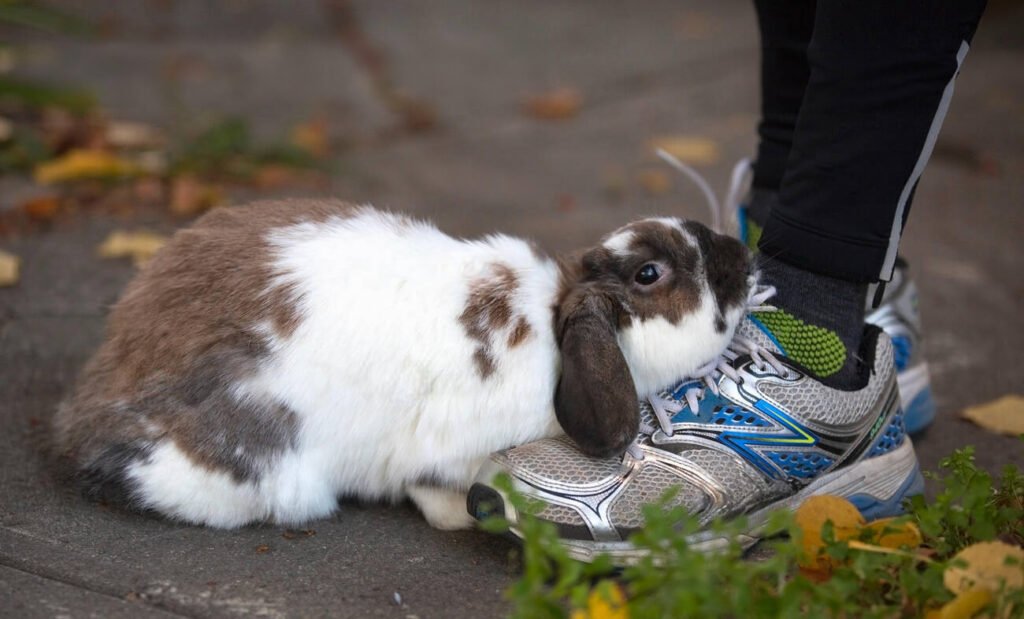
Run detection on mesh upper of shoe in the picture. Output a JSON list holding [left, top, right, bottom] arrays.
[[501, 436, 621, 486]]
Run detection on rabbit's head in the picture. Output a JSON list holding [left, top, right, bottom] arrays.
[[555, 217, 754, 458]]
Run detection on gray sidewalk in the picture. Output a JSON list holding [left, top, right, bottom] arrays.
[[2, 1, 1023, 617]]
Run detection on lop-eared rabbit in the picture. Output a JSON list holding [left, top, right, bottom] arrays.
[[54, 201, 752, 530]]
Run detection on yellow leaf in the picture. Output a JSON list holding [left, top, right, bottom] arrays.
[[944, 541, 1024, 595], [647, 136, 720, 165], [937, 588, 993, 619], [794, 495, 865, 570], [97, 230, 168, 267], [524, 87, 583, 121], [34, 149, 143, 184], [961, 395, 1024, 436], [0, 249, 20, 287], [862, 517, 924, 549], [576, 582, 629, 619]]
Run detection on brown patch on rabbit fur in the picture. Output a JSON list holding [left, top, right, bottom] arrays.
[[54, 199, 355, 489], [459, 262, 533, 378]]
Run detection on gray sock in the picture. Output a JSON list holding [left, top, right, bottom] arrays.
[[756, 255, 868, 389]]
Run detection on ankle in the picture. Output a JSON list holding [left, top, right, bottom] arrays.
[[756, 257, 867, 389]]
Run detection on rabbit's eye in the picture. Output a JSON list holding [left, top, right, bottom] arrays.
[[634, 263, 661, 285]]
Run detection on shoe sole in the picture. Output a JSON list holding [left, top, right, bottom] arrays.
[[898, 362, 935, 434], [470, 440, 923, 565]]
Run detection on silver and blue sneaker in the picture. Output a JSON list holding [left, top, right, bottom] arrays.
[[468, 306, 924, 564], [730, 169, 935, 434], [866, 260, 935, 434]]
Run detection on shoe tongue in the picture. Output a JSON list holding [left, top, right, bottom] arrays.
[[735, 306, 785, 355]]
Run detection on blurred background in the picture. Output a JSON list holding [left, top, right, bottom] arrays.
[[1, 1, 1022, 617]]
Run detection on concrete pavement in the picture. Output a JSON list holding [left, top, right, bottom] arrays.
[[2, 1, 1022, 617]]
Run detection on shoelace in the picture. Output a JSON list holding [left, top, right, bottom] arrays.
[[626, 283, 781, 460], [655, 149, 753, 235]]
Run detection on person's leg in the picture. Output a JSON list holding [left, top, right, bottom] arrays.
[[748, 0, 816, 239], [757, 0, 987, 388]]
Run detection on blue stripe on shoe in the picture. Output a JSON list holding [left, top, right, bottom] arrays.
[[848, 465, 925, 521]]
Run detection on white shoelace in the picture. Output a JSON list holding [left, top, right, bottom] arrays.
[[655, 149, 753, 235], [625, 285, 782, 461]]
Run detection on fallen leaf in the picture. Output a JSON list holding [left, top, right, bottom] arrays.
[[572, 582, 628, 619], [525, 87, 583, 121], [105, 121, 164, 150], [648, 136, 720, 165], [35, 149, 142, 184], [961, 395, 1024, 436], [0, 116, 12, 142], [944, 541, 1024, 595], [0, 249, 19, 287], [281, 529, 316, 540], [255, 544, 270, 554], [170, 175, 222, 217], [794, 495, 865, 570], [290, 117, 330, 158], [862, 517, 924, 549], [19, 195, 62, 222], [637, 169, 672, 195], [97, 230, 168, 267], [934, 588, 993, 619]]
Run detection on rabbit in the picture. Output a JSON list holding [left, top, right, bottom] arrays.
[[53, 200, 754, 530]]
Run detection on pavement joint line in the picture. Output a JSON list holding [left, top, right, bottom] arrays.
[[0, 554, 197, 619]]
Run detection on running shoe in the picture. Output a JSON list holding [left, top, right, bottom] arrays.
[[725, 159, 935, 434], [865, 260, 935, 433], [468, 302, 924, 564]]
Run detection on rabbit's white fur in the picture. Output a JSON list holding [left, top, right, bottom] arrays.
[[127, 210, 564, 529], [57, 204, 753, 530]]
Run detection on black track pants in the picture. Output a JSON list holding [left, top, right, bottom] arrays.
[[752, 0, 987, 283]]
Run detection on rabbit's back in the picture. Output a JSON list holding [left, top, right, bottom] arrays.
[[54, 201, 564, 527]]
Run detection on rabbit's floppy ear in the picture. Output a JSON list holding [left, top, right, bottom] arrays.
[[555, 287, 638, 458]]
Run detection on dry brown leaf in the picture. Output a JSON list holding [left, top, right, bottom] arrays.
[[648, 136, 720, 165], [105, 121, 165, 150], [255, 544, 270, 554], [961, 395, 1024, 436], [637, 169, 672, 196], [0, 116, 12, 142], [290, 117, 330, 158], [170, 176, 223, 217], [20, 195, 62, 222], [35, 149, 143, 184], [525, 87, 583, 121], [944, 541, 1024, 595], [0, 249, 19, 287], [97, 230, 168, 267]]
